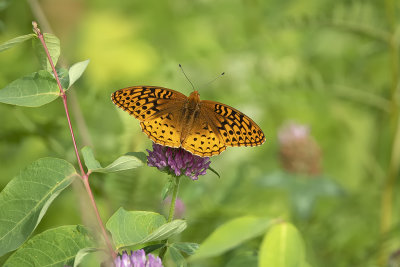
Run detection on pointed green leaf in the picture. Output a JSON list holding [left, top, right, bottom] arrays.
[[82, 146, 145, 173], [82, 146, 102, 171], [107, 209, 165, 250], [224, 252, 258, 267], [171, 242, 199, 255], [0, 158, 77, 256], [73, 247, 101, 267], [106, 208, 186, 250], [190, 216, 272, 261], [0, 34, 35, 53], [208, 166, 220, 178], [169, 246, 187, 267], [33, 33, 60, 72], [68, 59, 90, 88], [103, 154, 144, 172], [56, 67, 70, 90], [259, 222, 310, 267], [4, 225, 95, 267], [0, 70, 60, 107], [161, 180, 174, 200], [140, 220, 186, 244]]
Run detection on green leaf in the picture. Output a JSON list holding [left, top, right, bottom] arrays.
[[73, 247, 100, 267], [33, 33, 60, 72], [82, 146, 145, 173], [143, 243, 165, 254], [171, 242, 199, 255], [208, 166, 220, 178], [126, 152, 147, 163], [68, 59, 90, 88], [103, 154, 144, 172], [259, 222, 309, 267], [169, 246, 187, 267], [0, 70, 60, 107], [0, 158, 77, 256], [106, 208, 186, 250], [56, 67, 70, 90], [0, 34, 35, 53], [224, 251, 257, 267], [81, 146, 102, 171], [161, 179, 174, 200], [4, 225, 95, 267], [189, 216, 272, 261], [140, 220, 186, 244], [107, 208, 166, 250]]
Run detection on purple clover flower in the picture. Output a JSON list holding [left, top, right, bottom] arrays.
[[147, 143, 211, 180], [114, 249, 163, 267]]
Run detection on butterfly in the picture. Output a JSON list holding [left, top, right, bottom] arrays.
[[111, 86, 265, 157]]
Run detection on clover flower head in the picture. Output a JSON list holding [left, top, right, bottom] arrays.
[[147, 143, 211, 180], [278, 122, 321, 176], [114, 249, 163, 267]]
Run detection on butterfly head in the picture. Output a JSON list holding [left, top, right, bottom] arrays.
[[188, 90, 201, 103]]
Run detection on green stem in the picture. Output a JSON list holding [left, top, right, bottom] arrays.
[[159, 176, 181, 259], [168, 176, 181, 222], [380, 0, 399, 264]]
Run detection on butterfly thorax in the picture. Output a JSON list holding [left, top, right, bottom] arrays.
[[179, 91, 201, 143]]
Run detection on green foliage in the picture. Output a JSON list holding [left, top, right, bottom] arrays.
[[170, 242, 199, 255], [259, 222, 310, 267], [82, 146, 145, 173], [73, 247, 101, 267], [68, 59, 90, 88], [0, 34, 35, 52], [4, 225, 95, 267], [106, 208, 186, 250], [32, 33, 60, 72], [0, 158, 76, 256], [259, 171, 344, 219], [169, 246, 187, 267], [0, 70, 60, 107], [190, 216, 272, 261]]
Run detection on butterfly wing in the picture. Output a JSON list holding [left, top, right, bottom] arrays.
[[111, 86, 187, 147], [111, 86, 187, 121], [200, 100, 265, 148], [181, 111, 227, 157], [140, 112, 182, 148]]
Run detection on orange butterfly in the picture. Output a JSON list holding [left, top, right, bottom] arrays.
[[111, 86, 265, 157]]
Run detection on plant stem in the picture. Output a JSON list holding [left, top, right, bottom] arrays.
[[32, 22, 116, 259], [82, 177, 116, 258], [168, 176, 181, 222], [380, 0, 400, 264], [159, 176, 181, 259]]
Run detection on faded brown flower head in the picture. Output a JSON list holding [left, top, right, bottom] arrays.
[[278, 122, 321, 176]]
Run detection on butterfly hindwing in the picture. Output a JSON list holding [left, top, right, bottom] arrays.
[[181, 113, 226, 157], [200, 100, 266, 147], [111, 86, 187, 121], [140, 112, 181, 148]]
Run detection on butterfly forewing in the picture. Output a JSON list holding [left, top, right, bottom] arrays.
[[111, 86, 187, 121], [200, 100, 266, 147]]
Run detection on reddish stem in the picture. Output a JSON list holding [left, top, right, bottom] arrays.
[[32, 21, 116, 259]]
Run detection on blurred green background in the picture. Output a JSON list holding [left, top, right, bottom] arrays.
[[0, 0, 400, 266]]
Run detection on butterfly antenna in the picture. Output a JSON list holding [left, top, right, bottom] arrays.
[[179, 64, 195, 91], [204, 72, 225, 87]]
